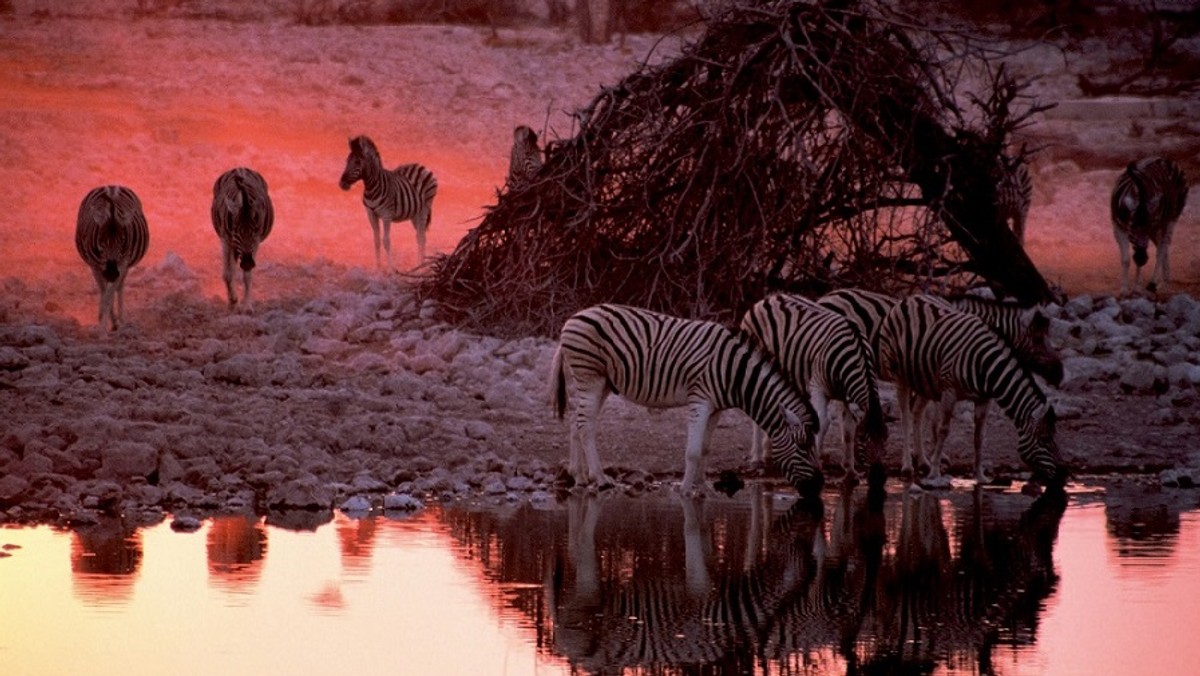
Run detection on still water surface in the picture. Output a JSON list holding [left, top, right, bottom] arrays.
[[1, 481, 1198, 675]]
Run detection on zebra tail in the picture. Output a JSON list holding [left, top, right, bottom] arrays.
[[240, 252, 256, 271], [103, 260, 120, 282], [551, 346, 567, 419]]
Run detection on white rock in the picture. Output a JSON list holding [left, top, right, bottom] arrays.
[[339, 495, 373, 513], [383, 493, 423, 511]]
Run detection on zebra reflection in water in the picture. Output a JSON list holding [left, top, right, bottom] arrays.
[[547, 486, 1066, 674]]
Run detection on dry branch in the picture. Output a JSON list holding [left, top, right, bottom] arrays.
[[419, 0, 1055, 337]]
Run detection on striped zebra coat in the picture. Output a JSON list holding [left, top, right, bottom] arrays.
[[818, 289, 1063, 387], [1111, 156, 1188, 294], [507, 125, 543, 188], [552, 304, 822, 496], [740, 294, 887, 485], [338, 135, 437, 269], [75, 185, 150, 331], [876, 295, 1065, 487], [211, 167, 274, 310]]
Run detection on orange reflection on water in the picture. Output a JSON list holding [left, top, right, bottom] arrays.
[[1, 490, 1199, 675]]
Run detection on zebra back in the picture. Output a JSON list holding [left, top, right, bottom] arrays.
[[816, 288, 897, 357], [943, 295, 1063, 386], [507, 125, 543, 187], [557, 304, 821, 488], [390, 162, 438, 219], [211, 167, 274, 269], [741, 294, 886, 442], [75, 185, 150, 281], [877, 295, 1063, 483], [1111, 156, 1189, 247]]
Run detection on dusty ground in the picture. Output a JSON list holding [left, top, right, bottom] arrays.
[[0, 8, 1199, 523]]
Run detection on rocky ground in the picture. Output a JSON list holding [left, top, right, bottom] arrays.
[[2, 262, 1199, 525]]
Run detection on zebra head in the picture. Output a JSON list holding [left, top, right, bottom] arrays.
[[1018, 308, 1064, 387], [1021, 406, 1067, 488], [513, 125, 538, 147], [775, 404, 824, 498], [339, 136, 378, 190]]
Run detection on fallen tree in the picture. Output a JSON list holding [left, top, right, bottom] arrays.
[[420, 0, 1056, 337]]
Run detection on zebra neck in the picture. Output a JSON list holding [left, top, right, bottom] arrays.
[[361, 155, 386, 195], [993, 370, 1047, 430], [716, 342, 792, 436]]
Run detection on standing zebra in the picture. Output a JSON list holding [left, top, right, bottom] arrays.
[[740, 294, 887, 485], [75, 185, 150, 331], [995, 154, 1033, 247], [876, 295, 1065, 487], [211, 167, 274, 310], [338, 135, 437, 269], [551, 304, 822, 496], [1111, 156, 1189, 294], [507, 125, 543, 188]]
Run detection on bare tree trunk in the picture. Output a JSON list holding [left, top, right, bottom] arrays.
[[576, 0, 612, 44]]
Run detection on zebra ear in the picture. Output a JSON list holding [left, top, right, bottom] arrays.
[[1044, 406, 1057, 430], [1030, 309, 1050, 333]]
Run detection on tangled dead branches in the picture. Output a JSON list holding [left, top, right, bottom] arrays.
[[420, 0, 1055, 337]]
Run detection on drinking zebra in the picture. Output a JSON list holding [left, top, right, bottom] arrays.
[[338, 135, 437, 268], [74, 185, 150, 331], [740, 294, 887, 485], [876, 295, 1065, 487], [211, 167, 274, 310], [818, 289, 1063, 387], [551, 304, 823, 496], [1111, 156, 1189, 294], [995, 154, 1033, 246], [507, 125, 543, 188]]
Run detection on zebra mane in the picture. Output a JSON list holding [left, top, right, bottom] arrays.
[[349, 135, 379, 160]]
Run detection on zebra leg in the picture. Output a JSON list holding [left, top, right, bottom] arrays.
[[924, 393, 955, 487], [382, 219, 395, 271], [112, 272, 128, 331], [570, 378, 612, 488], [414, 208, 430, 265], [680, 400, 716, 494], [1151, 234, 1172, 294], [366, 208, 383, 269], [912, 396, 932, 477], [749, 424, 769, 473], [897, 385, 916, 477], [242, 265, 255, 311], [221, 242, 237, 307], [972, 401, 992, 484], [1114, 226, 1132, 295], [91, 268, 111, 330]]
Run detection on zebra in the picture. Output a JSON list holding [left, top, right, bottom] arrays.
[[995, 154, 1033, 247], [211, 167, 274, 310], [74, 185, 150, 331], [338, 135, 437, 269], [506, 125, 543, 188], [876, 295, 1066, 487], [740, 293, 887, 485], [1111, 156, 1189, 295], [818, 289, 1063, 387], [551, 304, 823, 496]]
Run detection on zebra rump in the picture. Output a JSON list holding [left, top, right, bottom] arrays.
[[212, 167, 274, 271], [75, 185, 150, 330]]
